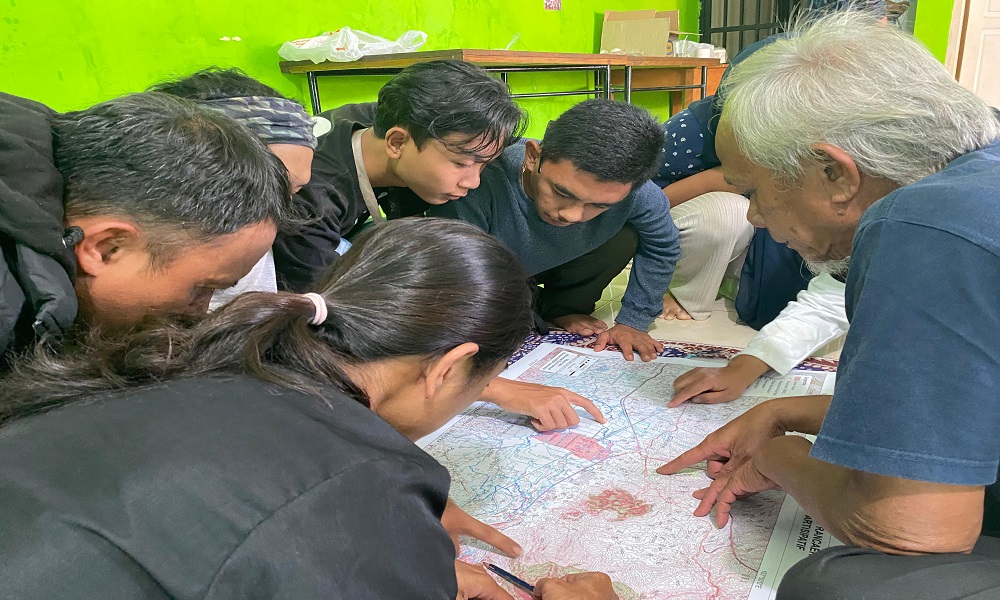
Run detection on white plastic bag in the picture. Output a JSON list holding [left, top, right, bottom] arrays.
[[279, 27, 427, 63], [673, 39, 728, 63]]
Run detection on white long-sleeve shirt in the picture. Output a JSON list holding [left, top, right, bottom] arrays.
[[737, 273, 849, 375]]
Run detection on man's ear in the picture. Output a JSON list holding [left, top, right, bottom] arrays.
[[523, 139, 542, 172], [812, 143, 861, 209], [422, 342, 481, 400], [72, 221, 142, 276], [384, 126, 412, 160]]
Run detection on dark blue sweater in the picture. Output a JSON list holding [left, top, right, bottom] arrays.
[[429, 142, 679, 330]]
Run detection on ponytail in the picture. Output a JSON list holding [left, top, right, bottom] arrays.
[[0, 219, 534, 426]]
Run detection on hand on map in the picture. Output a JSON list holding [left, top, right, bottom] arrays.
[[486, 378, 606, 431], [659, 395, 786, 529], [668, 355, 771, 407], [534, 572, 620, 599], [551, 314, 609, 337], [593, 324, 664, 362], [442, 499, 523, 558], [692, 455, 780, 528], [655, 401, 786, 480], [456, 561, 515, 600]]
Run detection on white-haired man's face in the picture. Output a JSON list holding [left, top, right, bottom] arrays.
[[715, 119, 883, 267]]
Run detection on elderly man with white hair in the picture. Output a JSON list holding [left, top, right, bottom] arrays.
[[658, 12, 1000, 599]]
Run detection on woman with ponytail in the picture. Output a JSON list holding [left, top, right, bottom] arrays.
[[0, 218, 617, 600]]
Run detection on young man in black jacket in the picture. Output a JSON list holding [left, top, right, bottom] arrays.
[[271, 59, 525, 293], [0, 91, 291, 360]]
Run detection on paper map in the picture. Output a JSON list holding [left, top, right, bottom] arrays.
[[419, 343, 839, 599]]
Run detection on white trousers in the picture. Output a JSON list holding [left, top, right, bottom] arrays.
[[668, 192, 754, 320]]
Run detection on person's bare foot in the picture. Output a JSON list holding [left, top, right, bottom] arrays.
[[661, 292, 692, 320], [551, 314, 609, 337]]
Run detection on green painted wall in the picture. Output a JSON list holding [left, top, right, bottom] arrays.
[[0, 0, 699, 136], [913, 0, 954, 62]]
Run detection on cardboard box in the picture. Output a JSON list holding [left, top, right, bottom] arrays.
[[599, 9, 695, 57]]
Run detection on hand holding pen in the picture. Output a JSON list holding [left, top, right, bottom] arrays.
[[484, 563, 619, 600], [456, 561, 515, 600]]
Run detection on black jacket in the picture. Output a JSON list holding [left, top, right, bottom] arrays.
[[0, 93, 79, 357], [0, 375, 457, 599]]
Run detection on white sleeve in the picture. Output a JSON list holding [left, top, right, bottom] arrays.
[[736, 273, 849, 375], [209, 250, 278, 311]]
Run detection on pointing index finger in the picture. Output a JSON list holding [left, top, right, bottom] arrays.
[[569, 394, 607, 424], [669, 379, 709, 407], [655, 444, 723, 475], [464, 518, 523, 558]]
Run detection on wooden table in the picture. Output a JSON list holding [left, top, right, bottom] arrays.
[[614, 60, 728, 113], [279, 49, 720, 114]]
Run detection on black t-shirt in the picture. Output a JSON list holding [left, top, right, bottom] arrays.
[[328, 101, 377, 126], [0, 375, 456, 599], [272, 114, 429, 292]]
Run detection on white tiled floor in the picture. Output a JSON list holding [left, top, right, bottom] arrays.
[[593, 268, 844, 360]]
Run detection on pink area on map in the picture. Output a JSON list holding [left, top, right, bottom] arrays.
[[583, 488, 652, 521], [534, 431, 611, 460]]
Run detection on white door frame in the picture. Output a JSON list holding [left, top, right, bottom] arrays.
[[945, 0, 968, 78]]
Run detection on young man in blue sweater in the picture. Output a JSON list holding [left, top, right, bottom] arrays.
[[430, 99, 680, 361]]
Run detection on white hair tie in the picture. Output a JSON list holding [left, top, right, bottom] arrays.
[[301, 292, 328, 326]]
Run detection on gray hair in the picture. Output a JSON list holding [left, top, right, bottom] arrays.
[[719, 13, 1000, 185], [53, 92, 295, 265]]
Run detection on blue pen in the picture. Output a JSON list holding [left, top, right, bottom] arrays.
[[485, 563, 536, 595]]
